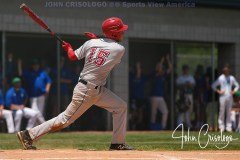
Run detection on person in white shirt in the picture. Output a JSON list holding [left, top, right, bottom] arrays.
[[212, 64, 239, 132], [176, 65, 195, 128]]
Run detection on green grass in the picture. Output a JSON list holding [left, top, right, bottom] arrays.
[[0, 131, 240, 150]]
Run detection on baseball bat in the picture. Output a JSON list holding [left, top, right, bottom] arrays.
[[20, 3, 64, 43]]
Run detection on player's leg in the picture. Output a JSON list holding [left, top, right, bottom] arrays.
[[226, 97, 233, 132], [2, 110, 15, 133], [22, 107, 38, 129], [30, 83, 98, 138], [218, 97, 226, 131], [150, 97, 159, 125], [185, 94, 193, 128], [158, 97, 168, 130], [14, 110, 23, 132], [36, 95, 46, 115], [231, 110, 236, 130], [95, 87, 133, 150], [177, 112, 184, 125], [30, 97, 45, 124], [17, 82, 98, 149], [30, 97, 38, 111]]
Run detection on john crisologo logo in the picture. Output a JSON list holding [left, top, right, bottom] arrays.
[[172, 124, 238, 149]]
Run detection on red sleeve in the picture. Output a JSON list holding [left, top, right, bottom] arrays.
[[62, 41, 78, 61], [67, 49, 78, 61]]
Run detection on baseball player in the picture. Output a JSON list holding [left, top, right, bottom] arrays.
[[212, 64, 239, 132], [17, 17, 134, 150], [18, 59, 52, 125], [150, 56, 172, 130], [0, 89, 15, 133], [176, 65, 195, 128], [6, 77, 39, 132]]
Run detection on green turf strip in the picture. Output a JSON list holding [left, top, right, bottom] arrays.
[[0, 131, 239, 150]]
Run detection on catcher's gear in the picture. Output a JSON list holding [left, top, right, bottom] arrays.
[[102, 17, 128, 41]]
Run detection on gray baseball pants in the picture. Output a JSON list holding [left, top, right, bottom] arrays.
[[29, 82, 127, 144], [218, 96, 233, 131]]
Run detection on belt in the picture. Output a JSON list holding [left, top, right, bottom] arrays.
[[79, 79, 99, 89]]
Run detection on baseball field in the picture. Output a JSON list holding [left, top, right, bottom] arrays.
[[0, 131, 240, 160]]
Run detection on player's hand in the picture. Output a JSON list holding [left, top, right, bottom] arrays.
[[84, 32, 98, 39], [231, 91, 236, 95], [19, 105, 25, 110], [217, 90, 225, 95], [62, 41, 72, 52]]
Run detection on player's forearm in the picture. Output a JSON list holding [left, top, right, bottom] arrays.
[[10, 104, 22, 110], [45, 83, 51, 93], [233, 82, 239, 92], [67, 49, 78, 61], [18, 60, 23, 76]]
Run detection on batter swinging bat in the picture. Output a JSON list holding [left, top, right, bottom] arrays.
[[20, 3, 64, 43]]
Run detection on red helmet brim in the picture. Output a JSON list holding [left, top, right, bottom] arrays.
[[118, 24, 128, 32]]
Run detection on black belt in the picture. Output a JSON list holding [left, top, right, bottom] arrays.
[[79, 79, 99, 89]]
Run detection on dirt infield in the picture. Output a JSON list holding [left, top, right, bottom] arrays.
[[0, 150, 240, 160]]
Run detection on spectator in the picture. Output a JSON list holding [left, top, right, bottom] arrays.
[[129, 62, 147, 130], [0, 89, 15, 133], [150, 55, 172, 130], [176, 65, 195, 128], [5, 77, 38, 132], [18, 59, 51, 124], [194, 65, 207, 129], [212, 64, 239, 132]]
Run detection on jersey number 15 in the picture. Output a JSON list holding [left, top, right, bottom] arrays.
[[88, 48, 110, 66]]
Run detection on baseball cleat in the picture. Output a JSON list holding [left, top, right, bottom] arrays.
[[17, 130, 36, 150], [109, 144, 134, 150]]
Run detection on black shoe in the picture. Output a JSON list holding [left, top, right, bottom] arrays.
[[17, 130, 36, 150], [109, 144, 134, 150]]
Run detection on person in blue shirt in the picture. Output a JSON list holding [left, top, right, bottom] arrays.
[[5, 77, 38, 132], [18, 59, 51, 125], [129, 62, 147, 130], [150, 55, 172, 130], [0, 89, 15, 133]]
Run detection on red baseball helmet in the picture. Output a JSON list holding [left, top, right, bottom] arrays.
[[102, 17, 128, 41]]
